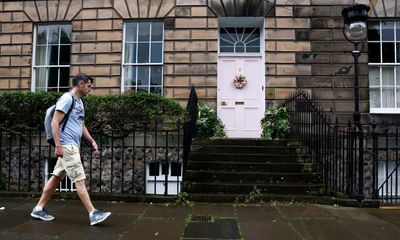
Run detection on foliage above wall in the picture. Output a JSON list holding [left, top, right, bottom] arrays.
[[0, 92, 186, 134]]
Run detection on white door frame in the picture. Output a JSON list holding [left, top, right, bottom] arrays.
[[217, 17, 265, 138]]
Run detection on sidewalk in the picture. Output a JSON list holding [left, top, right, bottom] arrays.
[[0, 197, 400, 240]]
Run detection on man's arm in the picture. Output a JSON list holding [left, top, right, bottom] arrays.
[[52, 110, 66, 158], [83, 125, 98, 152]]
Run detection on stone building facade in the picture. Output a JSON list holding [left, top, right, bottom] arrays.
[[0, 0, 398, 126]]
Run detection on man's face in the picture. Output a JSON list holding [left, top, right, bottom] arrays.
[[79, 80, 93, 96]]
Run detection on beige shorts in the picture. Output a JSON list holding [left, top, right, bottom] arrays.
[[52, 144, 86, 183]]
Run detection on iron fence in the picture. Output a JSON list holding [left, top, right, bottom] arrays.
[[0, 126, 185, 196], [286, 90, 400, 204]]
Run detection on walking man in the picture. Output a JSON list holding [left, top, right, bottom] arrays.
[[31, 73, 111, 226]]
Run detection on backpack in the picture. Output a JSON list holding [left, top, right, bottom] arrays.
[[44, 94, 75, 146]]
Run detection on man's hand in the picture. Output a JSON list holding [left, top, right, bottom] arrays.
[[91, 140, 98, 152], [55, 145, 64, 158]]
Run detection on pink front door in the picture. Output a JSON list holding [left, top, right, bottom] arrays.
[[217, 56, 265, 138]]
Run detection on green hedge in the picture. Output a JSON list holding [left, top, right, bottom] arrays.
[[0, 91, 186, 134]]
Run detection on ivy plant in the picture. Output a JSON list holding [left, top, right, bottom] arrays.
[[261, 105, 290, 140]]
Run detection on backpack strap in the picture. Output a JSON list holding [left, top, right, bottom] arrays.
[[60, 94, 75, 131]]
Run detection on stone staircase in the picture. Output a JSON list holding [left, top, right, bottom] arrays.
[[183, 138, 326, 203]]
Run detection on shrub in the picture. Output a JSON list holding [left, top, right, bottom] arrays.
[[0, 91, 186, 135], [196, 104, 226, 138], [261, 105, 290, 140]]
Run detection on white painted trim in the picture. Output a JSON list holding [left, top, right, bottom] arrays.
[[370, 108, 400, 114]]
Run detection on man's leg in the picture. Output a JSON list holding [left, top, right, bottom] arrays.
[[74, 179, 111, 226], [74, 179, 95, 213], [36, 175, 61, 208], [31, 175, 61, 221]]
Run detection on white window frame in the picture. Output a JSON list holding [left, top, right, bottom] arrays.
[[121, 21, 164, 95], [31, 24, 71, 92], [369, 20, 400, 113]]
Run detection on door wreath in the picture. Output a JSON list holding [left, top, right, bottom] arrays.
[[233, 73, 247, 89]]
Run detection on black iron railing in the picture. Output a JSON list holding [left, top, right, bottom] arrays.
[[182, 86, 198, 181], [286, 90, 400, 204]]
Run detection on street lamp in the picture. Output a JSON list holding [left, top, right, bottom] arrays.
[[341, 4, 370, 129]]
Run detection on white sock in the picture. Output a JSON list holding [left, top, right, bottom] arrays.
[[34, 206, 43, 211], [89, 210, 96, 217]]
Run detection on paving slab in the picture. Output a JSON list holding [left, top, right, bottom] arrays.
[[121, 218, 186, 240]]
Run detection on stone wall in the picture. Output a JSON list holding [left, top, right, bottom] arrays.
[[0, 0, 398, 122], [0, 132, 183, 193]]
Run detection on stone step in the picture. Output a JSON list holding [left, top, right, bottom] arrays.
[[188, 152, 311, 163], [191, 145, 302, 154], [186, 161, 317, 173], [185, 170, 322, 184], [187, 193, 335, 204], [192, 138, 301, 147], [183, 182, 324, 195]]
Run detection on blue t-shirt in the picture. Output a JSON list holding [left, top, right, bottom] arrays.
[[55, 92, 84, 146]]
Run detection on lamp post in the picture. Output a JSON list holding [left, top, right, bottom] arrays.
[[341, 4, 370, 130], [342, 4, 370, 200]]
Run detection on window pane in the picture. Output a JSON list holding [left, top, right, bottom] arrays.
[[368, 21, 381, 41], [397, 67, 400, 86], [137, 86, 149, 92], [49, 45, 59, 65], [161, 162, 168, 175], [171, 162, 181, 177], [124, 43, 137, 63], [137, 66, 149, 85], [382, 21, 394, 41], [220, 46, 234, 52], [370, 88, 381, 108], [149, 162, 159, 176], [60, 25, 71, 44], [368, 43, 380, 63], [235, 46, 245, 53], [138, 43, 149, 63], [369, 67, 380, 86], [244, 28, 260, 42], [382, 87, 395, 107], [124, 66, 137, 86], [382, 67, 394, 86], [59, 45, 70, 65], [220, 38, 232, 47], [382, 43, 394, 63], [150, 66, 162, 85], [151, 22, 163, 41], [138, 22, 150, 41], [59, 67, 70, 88], [150, 86, 162, 95], [35, 67, 47, 90], [397, 88, 400, 107], [48, 25, 59, 44], [246, 46, 260, 53], [35, 46, 47, 65], [397, 21, 400, 41], [48, 67, 59, 89], [36, 26, 47, 44], [150, 43, 162, 63], [125, 22, 137, 42]]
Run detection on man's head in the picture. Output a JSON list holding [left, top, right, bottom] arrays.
[[72, 73, 94, 97]]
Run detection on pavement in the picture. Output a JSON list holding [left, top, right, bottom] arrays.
[[0, 197, 400, 240]]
